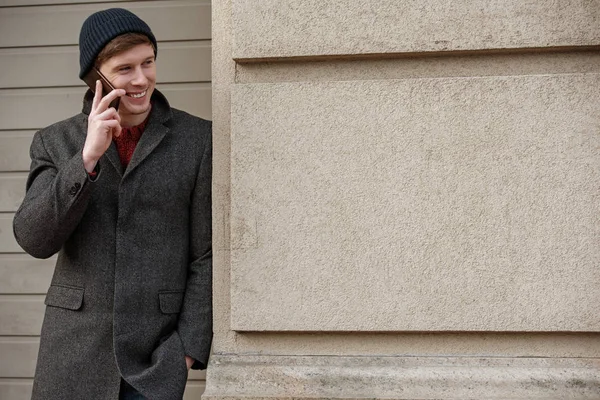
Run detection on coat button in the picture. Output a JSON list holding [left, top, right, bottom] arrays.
[[74, 182, 81, 190], [69, 184, 79, 196]]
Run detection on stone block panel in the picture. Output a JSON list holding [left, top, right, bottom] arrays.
[[233, 0, 600, 60], [230, 74, 600, 331]]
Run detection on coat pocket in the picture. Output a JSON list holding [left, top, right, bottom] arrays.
[[44, 284, 84, 311], [159, 291, 185, 314]]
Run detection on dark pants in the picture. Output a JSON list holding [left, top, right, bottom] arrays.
[[119, 379, 147, 400]]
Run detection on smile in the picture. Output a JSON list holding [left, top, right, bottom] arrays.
[[127, 90, 147, 99]]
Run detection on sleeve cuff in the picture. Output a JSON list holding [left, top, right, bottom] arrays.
[[180, 332, 212, 370], [86, 163, 101, 182]]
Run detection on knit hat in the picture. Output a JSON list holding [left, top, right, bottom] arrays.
[[78, 8, 157, 79]]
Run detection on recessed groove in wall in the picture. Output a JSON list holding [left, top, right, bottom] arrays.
[[235, 49, 600, 84], [230, 332, 600, 358], [0, 128, 37, 132], [0, 82, 211, 94], [0, 377, 35, 380], [0, 1, 168, 8], [0, 82, 212, 90], [234, 45, 600, 63], [0, 44, 73, 50], [0, 38, 212, 51], [0, 292, 46, 296]]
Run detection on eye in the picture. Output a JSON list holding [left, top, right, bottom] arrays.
[[119, 66, 131, 72], [143, 59, 154, 66]]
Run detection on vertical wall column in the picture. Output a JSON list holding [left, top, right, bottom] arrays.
[[209, 1, 600, 398]]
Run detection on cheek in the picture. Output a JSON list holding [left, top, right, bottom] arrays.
[[109, 76, 128, 90], [146, 67, 157, 82], [112, 77, 128, 89]]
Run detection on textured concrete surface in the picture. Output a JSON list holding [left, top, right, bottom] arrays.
[[232, 0, 600, 60], [204, 355, 600, 399], [230, 74, 600, 332], [212, 0, 600, 397]]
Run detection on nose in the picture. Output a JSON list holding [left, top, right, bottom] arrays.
[[131, 66, 148, 87]]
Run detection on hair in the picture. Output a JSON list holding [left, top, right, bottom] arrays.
[[95, 33, 156, 68]]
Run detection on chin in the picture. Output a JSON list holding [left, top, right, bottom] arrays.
[[122, 102, 151, 115]]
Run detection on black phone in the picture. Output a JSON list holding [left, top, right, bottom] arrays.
[[83, 67, 120, 110]]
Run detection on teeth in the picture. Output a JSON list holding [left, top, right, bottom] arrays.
[[128, 90, 146, 99]]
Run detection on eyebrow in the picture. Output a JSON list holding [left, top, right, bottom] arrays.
[[112, 57, 155, 70]]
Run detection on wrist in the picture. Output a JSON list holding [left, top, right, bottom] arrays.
[[82, 150, 98, 173]]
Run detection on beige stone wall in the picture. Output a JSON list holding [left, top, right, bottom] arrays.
[[210, 0, 600, 398]]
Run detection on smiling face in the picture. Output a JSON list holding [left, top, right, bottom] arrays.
[[98, 43, 156, 127]]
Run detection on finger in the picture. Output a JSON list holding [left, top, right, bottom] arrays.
[[99, 119, 121, 137], [103, 119, 121, 130], [113, 123, 122, 138], [94, 107, 119, 121], [97, 88, 126, 111], [90, 80, 102, 116], [113, 113, 122, 135], [100, 120, 122, 138]]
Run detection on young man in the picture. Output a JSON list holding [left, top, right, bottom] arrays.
[[13, 8, 212, 400]]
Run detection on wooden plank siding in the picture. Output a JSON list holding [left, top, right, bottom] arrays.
[[1, 0, 132, 6], [0, 173, 26, 212], [0, 254, 55, 294], [0, 132, 35, 172], [0, 84, 212, 129], [0, 295, 45, 336], [0, 380, 206, 400], [0, 42, 211, 88], [0, 379, 35, 400], [0, 1, 211, 47], [0, 215, 21, 253], [0, 338, 206, 398], [0, 1, 211, 398], [0, 338, 207, 381]]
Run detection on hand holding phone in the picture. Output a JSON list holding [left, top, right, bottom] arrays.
[[83, 67, 121, 110], [82, 76, 125, 173]]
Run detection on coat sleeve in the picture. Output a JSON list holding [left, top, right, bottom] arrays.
[[177, 123, 213, 369], [13, 130, 95, 259]]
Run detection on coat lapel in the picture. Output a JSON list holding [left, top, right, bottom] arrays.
[[122, 90, 172, 179], [104, 142, 124, 176], [123, 121, 169, 179]]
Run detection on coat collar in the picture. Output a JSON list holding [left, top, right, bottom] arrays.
[[81, 89, 173, 178]]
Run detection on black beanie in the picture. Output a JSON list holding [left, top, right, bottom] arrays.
[[78, 8, 157, 79]]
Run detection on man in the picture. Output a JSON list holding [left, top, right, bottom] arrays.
[[13, 8, 212, 400]]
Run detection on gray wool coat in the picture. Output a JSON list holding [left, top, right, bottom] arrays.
[[13, 89, 212, 400]]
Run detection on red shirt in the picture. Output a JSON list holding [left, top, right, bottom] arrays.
[[114, 117, 148, 168]]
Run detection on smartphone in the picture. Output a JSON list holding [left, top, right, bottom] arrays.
[[83, 67, 120, 110]]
